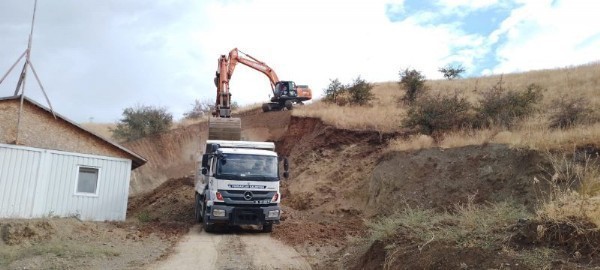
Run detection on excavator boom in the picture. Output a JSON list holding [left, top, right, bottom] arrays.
[[208, 48, 312, 140]]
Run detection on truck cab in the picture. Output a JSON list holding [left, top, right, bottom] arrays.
[[194, 140, 288, 233]]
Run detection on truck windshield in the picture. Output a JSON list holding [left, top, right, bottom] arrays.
[[216, 154, 278, 181]]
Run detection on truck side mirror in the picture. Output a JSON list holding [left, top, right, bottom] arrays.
[[201, 167, 208, 175], [201, 154, 209, 168], [283, 157, 289, 171], [283, 171, 289, 179]]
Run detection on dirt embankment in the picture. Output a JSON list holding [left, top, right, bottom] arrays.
[[124, 124, 206, 196], [367, 144, 546, 215], [124, 109, 291, 196]]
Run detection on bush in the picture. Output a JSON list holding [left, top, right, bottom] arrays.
[[399, 68, 427, 104], [323, 78, 345, 104], [111, 104, 173, 141], [183, 99, 214, 119], [438, 64, 466, 80], [346, 76, 374, 106], [476, 80, 543, 128], [403, 93, 474, 138], [548, 97, 592, 129]]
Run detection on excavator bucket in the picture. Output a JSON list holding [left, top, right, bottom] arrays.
[[208, 117, 242, 141]]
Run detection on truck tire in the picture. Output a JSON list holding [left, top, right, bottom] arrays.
[[262, 224, 273, 233], [203, 218, 216, 233], [285, 100, 293, 110], [194, 193, 203, 223], [203, 199, 216, 233]]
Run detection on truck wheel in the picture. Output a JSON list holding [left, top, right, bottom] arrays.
[[194, 193, 203, 223], [202, 199, 216, 233], [262, 103, 270, 112], [285, 100, 293, 110], [262, 224, 273, 233], [203, 219, 216, 233]]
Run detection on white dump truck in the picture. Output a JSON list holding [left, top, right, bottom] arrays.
[[194, 140, 289, 233]]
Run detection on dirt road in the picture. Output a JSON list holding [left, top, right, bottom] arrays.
[[150, 225, 311, 270]]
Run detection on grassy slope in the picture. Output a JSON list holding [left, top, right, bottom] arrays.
[[294, 62, 600, 151], [292, 62, 600, 269]]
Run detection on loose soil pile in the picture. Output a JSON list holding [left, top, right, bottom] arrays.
[[367, 144, 546, 214]]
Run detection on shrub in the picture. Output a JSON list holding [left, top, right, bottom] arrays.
[[403, 93, 474, 138], [399, 68, 427, 104], [346, 76, 374, 106], [548, 97, 592, 129], [111, 104, 173, 141], [183, 99, 214, 119], [476, 80, 543, 128], [323, 78, 346, 104], [438, 64, 466, 80]]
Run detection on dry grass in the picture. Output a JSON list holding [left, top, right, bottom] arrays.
[[301, 62, 600, 151], [535, 152, 600, 227], [387, 135, 434, 151], [367, 200, 529, 245], [294, 82, 406, 132], [385, 121, 600, 152], [436, 121, 600, 151], [427, 61, 600, 109]]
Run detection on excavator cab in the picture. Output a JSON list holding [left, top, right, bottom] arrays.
[[273, 81, 297, 99], [263, 81, 312, 112]]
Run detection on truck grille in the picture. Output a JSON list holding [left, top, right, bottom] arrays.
[[219, 190, 275, 204], [232, 208, 264, 225]]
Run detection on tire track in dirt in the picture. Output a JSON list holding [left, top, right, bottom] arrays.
[[150, 225, 310, 270]]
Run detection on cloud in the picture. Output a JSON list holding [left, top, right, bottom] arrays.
[[0, 0, 597, 123], [491, 0, 600, 72]]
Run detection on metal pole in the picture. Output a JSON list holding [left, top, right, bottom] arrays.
[[16, 0, 38, 144], [0, 50, 27, 86], [28, 60, 55, 118]]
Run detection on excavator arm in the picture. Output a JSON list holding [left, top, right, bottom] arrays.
[[227, 48, 280, 91], [213, 48, 279, 118], [209, 48, 312, 140]]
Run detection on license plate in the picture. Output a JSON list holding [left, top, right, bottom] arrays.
[[254, 200, 270, 204]]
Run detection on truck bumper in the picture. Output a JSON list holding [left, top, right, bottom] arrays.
[[206, 205, 281, 226]]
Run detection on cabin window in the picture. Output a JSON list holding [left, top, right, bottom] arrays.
[[76, 167, 99, 195]]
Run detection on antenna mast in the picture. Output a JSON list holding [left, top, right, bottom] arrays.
[[0, 0, 55, 144]]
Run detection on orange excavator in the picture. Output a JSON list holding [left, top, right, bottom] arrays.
[[208, 48, 312, 140]]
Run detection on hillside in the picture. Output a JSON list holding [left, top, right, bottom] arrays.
[[295, 62, 600, 151], [59, 63, 599, 269]]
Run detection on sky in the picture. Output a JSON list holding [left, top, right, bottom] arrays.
[[0, 0, 598, 123]]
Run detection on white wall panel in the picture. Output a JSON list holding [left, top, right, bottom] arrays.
[[0, 145, 41, 218], [0, 143, 132, 221]]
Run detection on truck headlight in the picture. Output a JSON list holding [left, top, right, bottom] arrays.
[[213, 209, 226, 217], [268, 210, 280, 218]]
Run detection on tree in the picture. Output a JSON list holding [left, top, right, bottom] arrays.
[[183, 99, 214, 119], [323, 78, 345, 104], [346, 76, 374, 106], [399, 68, 427, 104], [111, 104, 173, 141], [438, 64, 466, 80]]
